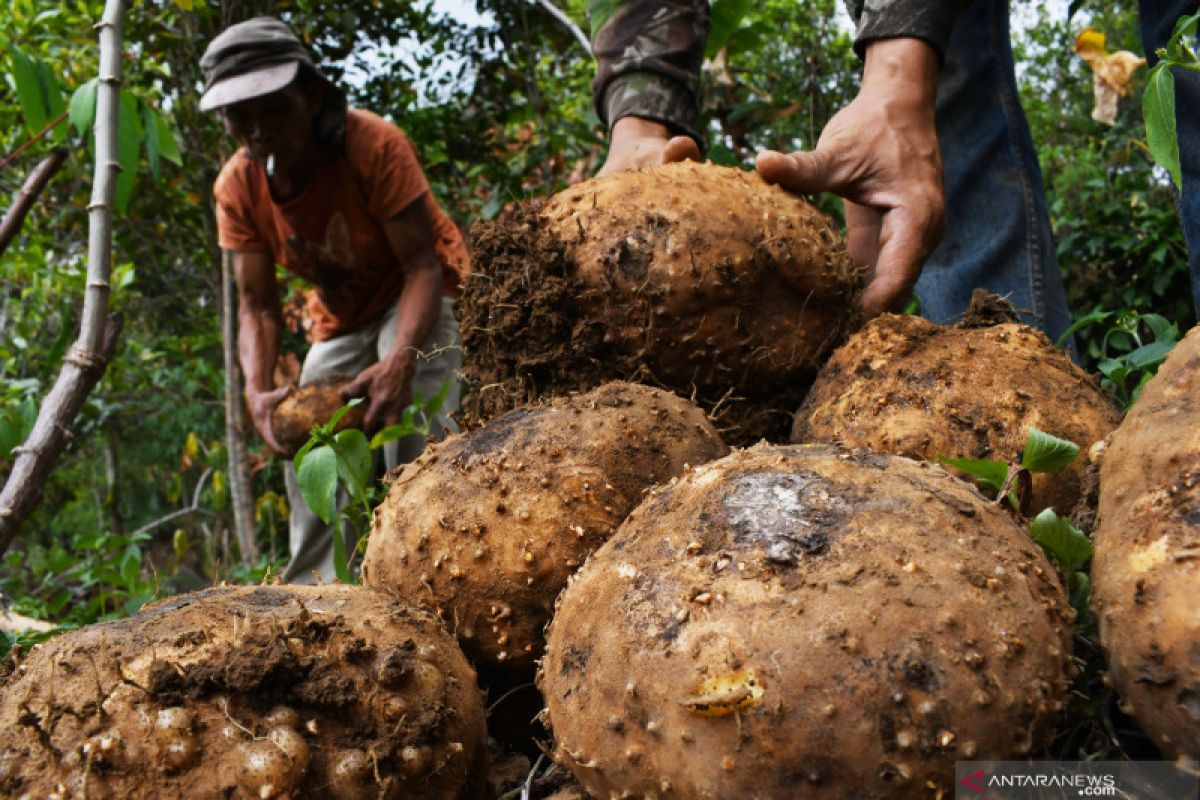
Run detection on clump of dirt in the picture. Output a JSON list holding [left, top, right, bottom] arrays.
[[540, 443, 1075, 798], [792, 295, 1121, 519], [272, 376, 365, 457], [0, 585, 487, 799], [362, 381, 728, 682], [1092, 323, 1200, 762], [458, 162, 863, 445]]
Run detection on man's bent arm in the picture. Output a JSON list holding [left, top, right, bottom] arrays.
[[232, 249, 289, 453]]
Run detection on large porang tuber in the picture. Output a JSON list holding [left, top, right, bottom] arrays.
[[1092, 323, 1200, 762], [363, 382, 727, 680], [459, 162, 862, 443], [0, 585, 487, 799], [540, 444, 1075, 798], [792, 300, 1120, 517]]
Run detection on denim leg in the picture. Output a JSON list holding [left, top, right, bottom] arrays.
[[915, 0, 1074, 344], [1139, 0, 1200, 317]]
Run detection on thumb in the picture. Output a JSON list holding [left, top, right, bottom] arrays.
[[755, 148, 835, 196], [340, 375, 370, 403]]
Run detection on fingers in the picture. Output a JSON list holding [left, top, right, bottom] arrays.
[[755, 149, 834, 196], [662, 135, 701, 165], [858, 209, 935, 319]]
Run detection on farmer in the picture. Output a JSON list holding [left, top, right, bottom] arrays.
[[591, 0, 1200, 335], [201, 17, 468, 583]]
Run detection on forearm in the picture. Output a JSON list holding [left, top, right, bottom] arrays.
[[237, 304, 281, 395], [589, 0, 709, 140]]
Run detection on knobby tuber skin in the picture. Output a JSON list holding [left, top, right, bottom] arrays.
[[459, 162, 863, 444], [362, 382, 728, 681], [541, 444, 1075, 799], [793, 311, 1120, 517], [271, 378, 366, 458], [0, 585, 487, 799], [1092, 323, 1200, 762]]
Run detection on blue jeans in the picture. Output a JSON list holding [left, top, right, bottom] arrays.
[[919, 0, 1200, 338], [916, 0, 1074, 343], [1140, 0, 1200, 318]]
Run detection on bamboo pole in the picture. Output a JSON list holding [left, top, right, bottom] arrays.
[[0, 0, 126, 556]]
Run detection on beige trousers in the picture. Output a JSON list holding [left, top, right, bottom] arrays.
[[282, 295, 461, 584]]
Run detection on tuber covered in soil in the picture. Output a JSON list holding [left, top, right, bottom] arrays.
[[0, 585, 486, 799], [361, 382, 728, 679], [458, 162, 862, 444], [271, 378, 365, 457], [1092, 323, 1200, 761], [792, 297, 1120, 517], [540, 443, 1075, 798]]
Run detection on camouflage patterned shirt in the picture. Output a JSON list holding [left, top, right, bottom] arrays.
[[588, 0, 710, 144], [845, 0, 969, 60], [590, 0, 966, 142]]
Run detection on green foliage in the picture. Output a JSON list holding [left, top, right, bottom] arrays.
[[1028, 508, 1093, 607], [1016, 3, 1195, 359], [293, 385, 448, 582], [937, 427, 1080, 511], [1142, 10, 1200, 188], [1058, 309, 1180, 406], [7, 44, 68, 141], [1029, 508, 1093, 577], [1021, 428, 1081, 473]]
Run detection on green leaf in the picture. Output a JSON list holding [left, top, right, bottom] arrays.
[[937, 455, 1010, 495], [154, 111, 182, 165], [119, 544, 141, 586], [1125, 338, 1176, 370], [706, 0, 753, 57], [1021, 428, 1079, 473], [40, 60, 68, 144], [297, 445, 339, 524], [114, 91, 144, 215], [10, 46, 48, 135], [333, 428, 372, 491], [326, 397, 362, 430], [424, 378, 453, 419], [1056, 309, 1112, 348], [68, 78, 98, 137], [1143, 64, 1183, 189], [1069, 570, 1092, 619], [1166, 11, 1200, 62], [142, 104, 161, 179], [1028, 509, 1093, 575], [1140, 313, 1178, 342]]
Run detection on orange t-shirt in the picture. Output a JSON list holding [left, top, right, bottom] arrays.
[[213, 108, 469, 342]]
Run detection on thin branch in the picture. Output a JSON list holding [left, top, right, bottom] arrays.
[[532, 0, 592, 55], [0, 111, 69, 173], [0, 0, 126, 557], [128, 468, 216, 539], [0, 148, 68, 257]]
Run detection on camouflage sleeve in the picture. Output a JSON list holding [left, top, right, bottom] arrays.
[[589, 0, 710, 145], [843, 0, 970, 60]]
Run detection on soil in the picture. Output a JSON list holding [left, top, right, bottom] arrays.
[[0, 585, 487, 799]]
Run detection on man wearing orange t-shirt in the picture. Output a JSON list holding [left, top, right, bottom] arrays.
[[201, 17, 468, 583]]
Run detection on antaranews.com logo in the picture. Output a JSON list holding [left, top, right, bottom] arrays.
[[955, 761, 1199, 799]]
